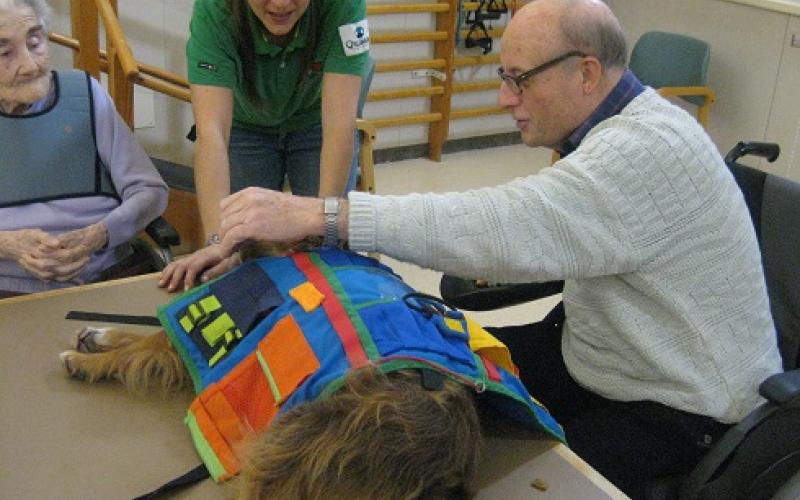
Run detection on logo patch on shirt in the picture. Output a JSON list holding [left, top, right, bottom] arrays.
[[197, 62, 218, 72], [338, 19, 370, 57]]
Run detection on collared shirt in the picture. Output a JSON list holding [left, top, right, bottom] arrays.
[[557, 69, 644, 157], [186, 0, 369, 134]]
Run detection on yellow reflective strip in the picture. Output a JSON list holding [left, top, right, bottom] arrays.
[[199, 295, 221, 313], [256, 351, 281, 403], [209, 346, 227, 367], [201, 313, 236, 347], [188, 304, 201, 322], [179, 315, 194, 333]]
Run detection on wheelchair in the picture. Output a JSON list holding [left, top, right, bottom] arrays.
[[96, 216, 180, 281], [440, 142, 800, 500]]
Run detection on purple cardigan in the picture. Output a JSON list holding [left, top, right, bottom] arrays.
[[0, 74, 168, 293]]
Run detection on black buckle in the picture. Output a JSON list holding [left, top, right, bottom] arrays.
[[402, 292, 463, 319]]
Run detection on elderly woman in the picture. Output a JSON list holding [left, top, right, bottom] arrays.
[[0, 0, 168, 298]]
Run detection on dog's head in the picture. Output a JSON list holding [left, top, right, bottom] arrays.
[[237, 368, 482, 499]]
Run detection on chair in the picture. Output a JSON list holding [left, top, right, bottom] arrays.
[[629, 31, 716, 128], [97, 216, 180, 281], [355, 55, 377, 194], [439, 142, 800, 500]]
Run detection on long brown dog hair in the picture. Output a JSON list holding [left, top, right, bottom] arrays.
[[238, 368, 482, 500]]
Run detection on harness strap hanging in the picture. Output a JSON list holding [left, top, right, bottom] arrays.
[[65, 311, 161, 326], [131, 463, 209, 500]]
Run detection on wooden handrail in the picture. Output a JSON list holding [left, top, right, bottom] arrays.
[[450, 105, 505, 120], [368, 86, 445, 101], [376, 59, 447, 73], [93, 0, 138, 79], [453, 80, 500, 93], [454, 54, 500, 67], [138, 73, 191, 102], [372, 113, 442, 128], [367, 4, 450, 14], [50, 32, 189, 90], [372, 31, 449, 43]]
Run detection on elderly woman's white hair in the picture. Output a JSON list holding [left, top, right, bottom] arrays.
[[0, 0, 52, 30]]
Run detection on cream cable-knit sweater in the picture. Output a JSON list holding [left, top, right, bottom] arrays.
[[348, 88, 782, 423]]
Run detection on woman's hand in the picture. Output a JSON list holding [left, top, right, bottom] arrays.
[[158, 245, 240, 292], [0, 226, 106, 283]]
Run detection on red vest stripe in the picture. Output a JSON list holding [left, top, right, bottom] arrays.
[[292, 253, 369, 368]]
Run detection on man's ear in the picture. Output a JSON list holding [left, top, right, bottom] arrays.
[[579, 56, 603, 94]]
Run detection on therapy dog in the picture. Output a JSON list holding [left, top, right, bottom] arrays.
[[60, 246, 564, 499]]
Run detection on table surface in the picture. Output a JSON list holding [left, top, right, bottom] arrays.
[[0, 274, 627, 500]]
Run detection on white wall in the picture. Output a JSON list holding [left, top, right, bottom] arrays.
[[607, 0, 800, 181], [46, 0, 800, 182]]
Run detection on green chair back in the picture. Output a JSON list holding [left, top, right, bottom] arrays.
[[629, 30, 710, 106]]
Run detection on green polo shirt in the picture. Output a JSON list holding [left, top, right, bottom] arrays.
[[187, 0, 369, 133]]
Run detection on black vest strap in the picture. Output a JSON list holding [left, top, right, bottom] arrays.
[[131, 463, 210, 500], [65, 310, 161, 327]]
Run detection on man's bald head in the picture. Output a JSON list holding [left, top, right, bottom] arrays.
[[508, 0, 627, 72], [498, 0, 630, 149]]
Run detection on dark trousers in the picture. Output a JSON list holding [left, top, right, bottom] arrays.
[[488, 304, 731, 499]]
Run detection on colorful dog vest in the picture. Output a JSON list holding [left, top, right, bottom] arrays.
[[0, 70, 117, 208], [158, 249, 565, 482]]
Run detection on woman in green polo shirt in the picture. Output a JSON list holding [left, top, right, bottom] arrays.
[[162, 0, 370, 286], [186, 0, 369, 247]]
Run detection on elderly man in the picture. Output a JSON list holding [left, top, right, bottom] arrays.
[[0, 0, 168, 297], [161, 0, 782, 497]]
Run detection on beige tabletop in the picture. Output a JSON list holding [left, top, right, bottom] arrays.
[[0, 274, 627, 500]]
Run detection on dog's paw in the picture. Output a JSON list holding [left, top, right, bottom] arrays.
[[73, 326, 114, 353], [59, 350, 85, 379]]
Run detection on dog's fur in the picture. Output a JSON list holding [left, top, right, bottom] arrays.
[[59, 241, 482, 499]]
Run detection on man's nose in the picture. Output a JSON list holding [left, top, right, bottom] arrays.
[[497, 81, 520, 108]]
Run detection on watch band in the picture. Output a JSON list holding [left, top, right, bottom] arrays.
[[323, 197, 339, 247]]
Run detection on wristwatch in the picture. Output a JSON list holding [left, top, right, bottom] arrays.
[[323, 197, 339, 247]]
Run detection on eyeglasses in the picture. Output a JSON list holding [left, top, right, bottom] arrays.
[[497, 51, 587, 95]]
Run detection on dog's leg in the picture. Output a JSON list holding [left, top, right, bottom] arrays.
[[60, 329, 191, 394], [72, 326, 141, 353]]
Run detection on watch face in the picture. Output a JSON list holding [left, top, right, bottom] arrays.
[[323, 197, 339, 246], [324, 197, 339, 214]]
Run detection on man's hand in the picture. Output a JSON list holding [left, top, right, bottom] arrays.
[[218, 187, 323, 257], [158, 245, 240, 292]]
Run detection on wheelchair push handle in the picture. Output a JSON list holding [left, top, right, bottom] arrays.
[[724, 141, 780, 165]]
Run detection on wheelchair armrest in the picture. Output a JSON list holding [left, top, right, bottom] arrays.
[[439, 275, 564, 311], [145, 216, 181, 248], [759, 369, 800, 408]]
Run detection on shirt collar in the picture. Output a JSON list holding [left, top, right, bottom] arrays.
[[557, 69, 644, 157], [252, 9, 310, 57]]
